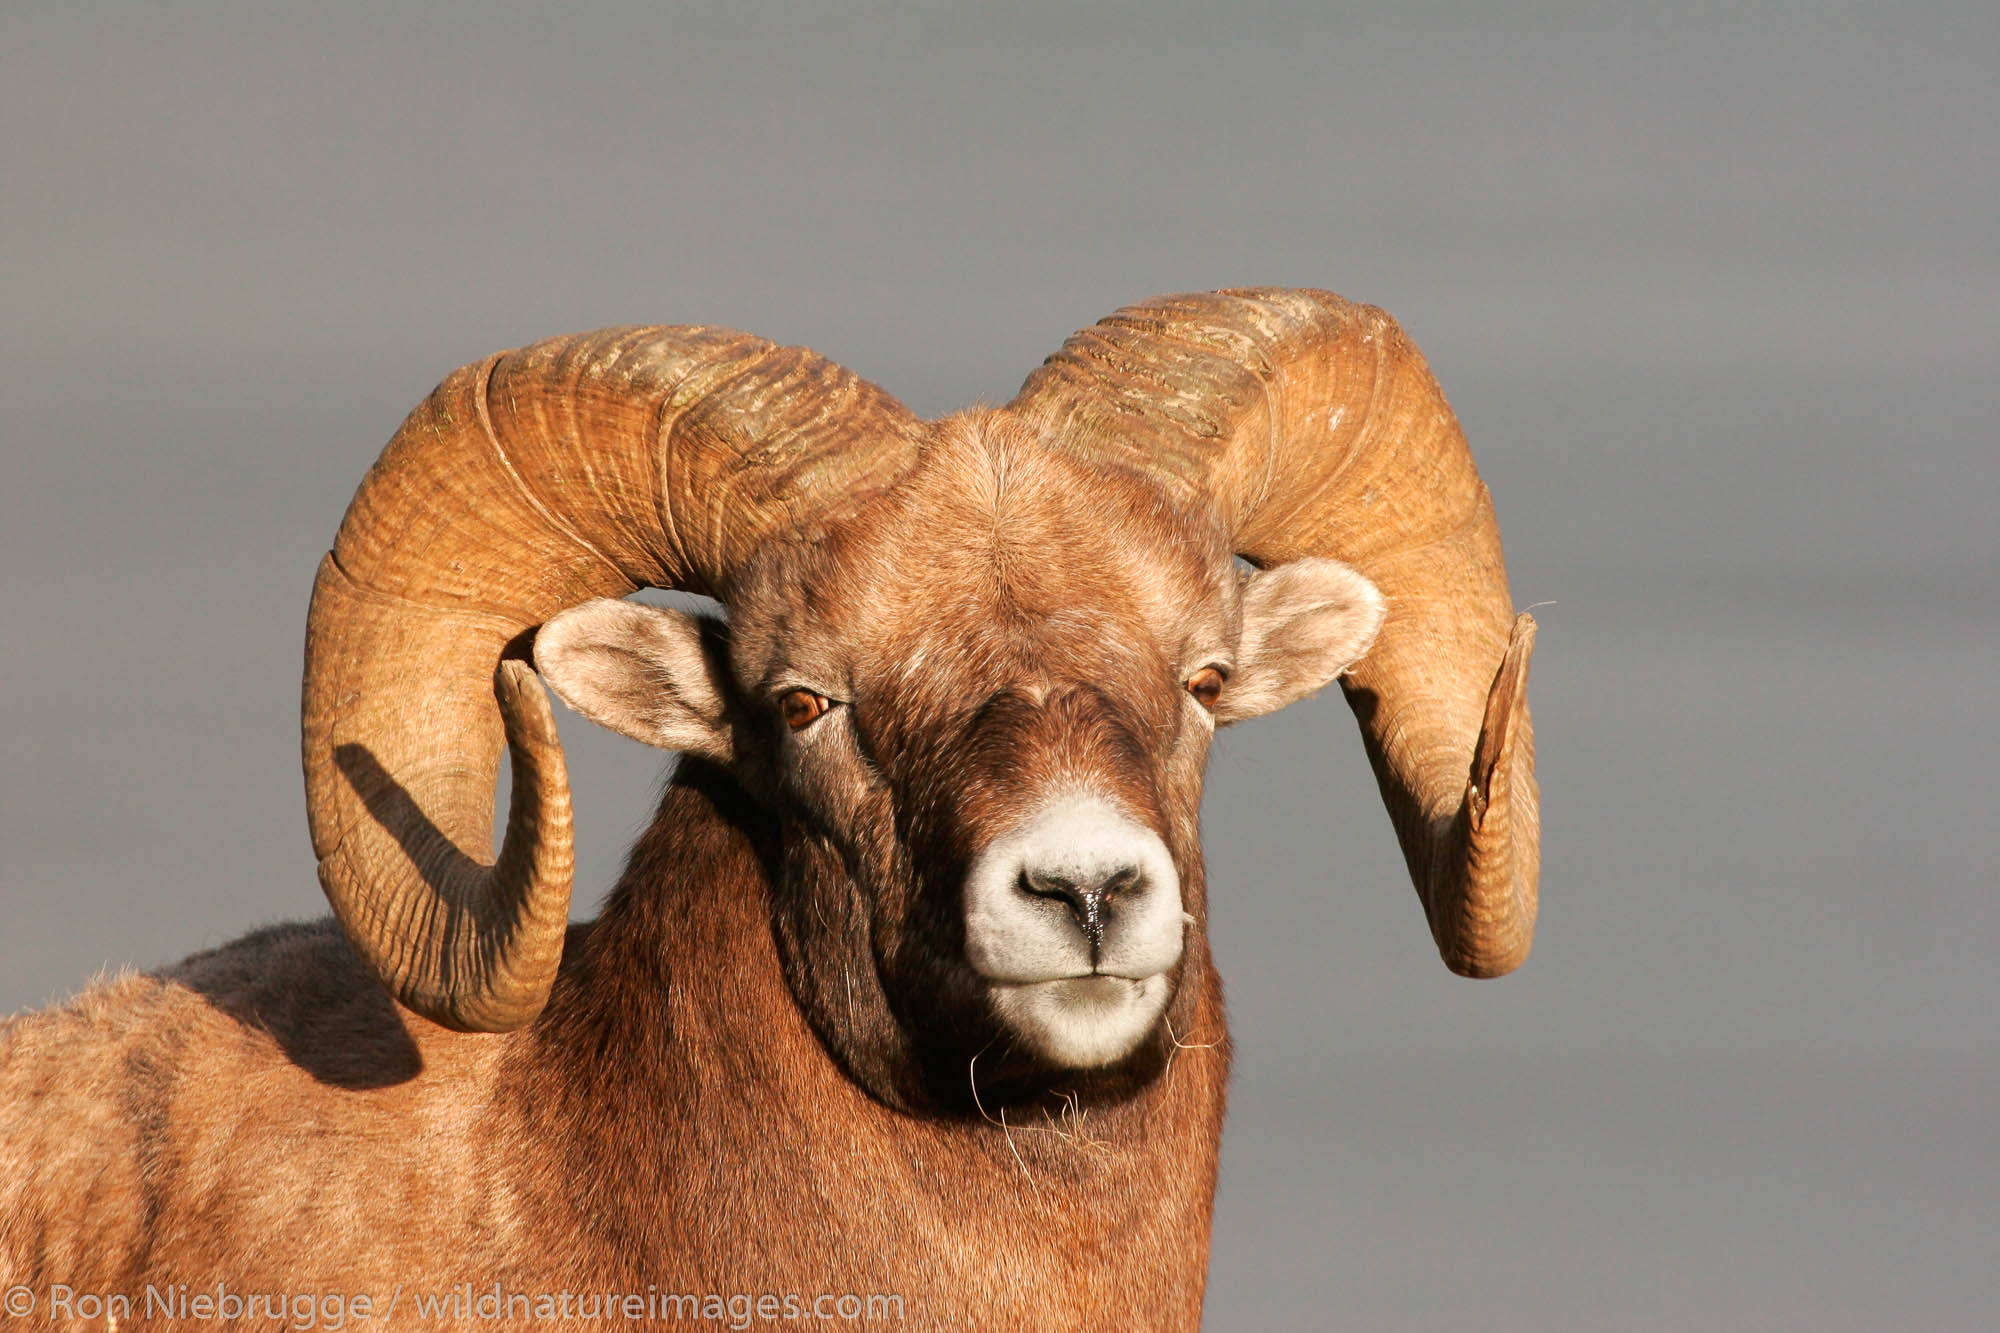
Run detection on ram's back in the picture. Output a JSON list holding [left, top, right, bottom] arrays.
[[0, 921, 520, 1294]]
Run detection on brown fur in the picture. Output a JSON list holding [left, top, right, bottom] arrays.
[[2, 414, 1282, 1330]]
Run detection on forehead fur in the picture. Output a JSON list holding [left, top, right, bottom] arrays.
[[730, 410, 1238, 700], [911, 411, 1228, 588]]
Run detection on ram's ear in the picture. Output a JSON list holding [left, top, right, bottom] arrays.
[[533, 599, 734, 762], [1218, 558, 1386, 723]]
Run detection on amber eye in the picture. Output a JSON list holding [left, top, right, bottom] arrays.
[[779, 688, 831, 732], [1186, 666, 1226, 711]]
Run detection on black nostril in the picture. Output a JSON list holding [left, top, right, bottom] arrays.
[[1020, 866, 1142, 954], [1099, 866, 1139, 898]]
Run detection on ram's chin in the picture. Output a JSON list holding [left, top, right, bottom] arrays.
[[988, 974, 1172, 1069]]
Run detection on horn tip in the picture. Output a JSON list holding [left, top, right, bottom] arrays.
[[496, 658, 562, 753], [1441, 939, 1532, 980]]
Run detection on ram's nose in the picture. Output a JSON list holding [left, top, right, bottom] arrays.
[[963, 794, 1184, 984], [1018, 865, 1142, 955]]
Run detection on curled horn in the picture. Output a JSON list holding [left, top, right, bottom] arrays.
[[1009, 289, 1539, 977], [304, 327, 920, 1031]]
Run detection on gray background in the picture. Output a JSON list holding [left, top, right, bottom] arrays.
[[4, 2, 1994, 1327]]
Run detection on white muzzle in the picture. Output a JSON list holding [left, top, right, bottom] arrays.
[[963, 793, 1185, 1067]]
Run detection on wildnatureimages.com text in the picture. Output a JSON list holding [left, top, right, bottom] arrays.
[[9, 1281, 905, 1328]]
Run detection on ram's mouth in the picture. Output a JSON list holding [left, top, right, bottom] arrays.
[[987, 972, 1172, 1069]]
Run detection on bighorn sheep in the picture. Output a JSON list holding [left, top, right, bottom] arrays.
[[1, 289, 1539, 1330]]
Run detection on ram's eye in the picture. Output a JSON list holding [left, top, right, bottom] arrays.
[[780, 689, 831, 731], [1186, 666, 1226, 711]]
